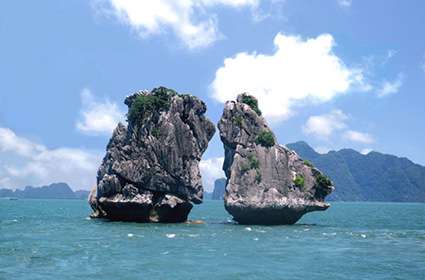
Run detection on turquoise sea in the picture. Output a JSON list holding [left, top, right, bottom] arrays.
[[0, 199, 424, 280]]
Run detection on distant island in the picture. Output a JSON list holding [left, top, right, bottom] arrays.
[[287, 141, 425, 202], [212, 178, 226, 200], [0, 183, 89, 200]]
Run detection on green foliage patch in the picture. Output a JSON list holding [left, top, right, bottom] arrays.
[[151, 127, 161, 138], [255, 172, 262, 183], [240, 154, 260, 174], [127, 88, 172, 124], [255, 130, 275, 147], [294, 175, 305, 188], [247, 154, 259, 169], [303, 160, 314, 167], [241, 95, 262, 116], [233, 115, 243, 126], [315, 174, 332, 188]]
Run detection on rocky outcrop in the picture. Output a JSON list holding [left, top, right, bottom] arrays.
[[212, 178, 226, 200], [89, 87, 215, 222], [218, 94, 334, 225]]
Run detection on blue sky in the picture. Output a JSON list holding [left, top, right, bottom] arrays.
[[0, 0, 424, 191]]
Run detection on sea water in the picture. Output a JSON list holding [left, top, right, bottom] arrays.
[[0, 199, 424, 279]]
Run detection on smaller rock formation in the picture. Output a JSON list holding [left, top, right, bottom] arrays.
[[218, 94, 334, 225], [212, 178, 226, 200], [89, 87, 215, 222]]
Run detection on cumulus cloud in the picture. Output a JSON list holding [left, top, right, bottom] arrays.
[[199, 156, 225, 192], [211, 33, 365, 121], [343, 130, 374, 144], [76, 88, 124, 135], [97, 0, 260, 49], [303, 110, 375, 146], [377, 73, 404, 97], [303, 110, 348, 139], [0, 128, 101, 190]]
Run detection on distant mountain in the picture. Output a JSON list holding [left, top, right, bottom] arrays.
[[74, 190, 90, 200], [287, 141, 425, 202], [212, 178, 226, 200], [0, 183, 89, 199]]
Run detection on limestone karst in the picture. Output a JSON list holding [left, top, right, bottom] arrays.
[[89, 87, 215, 222], [218, 94, 334, 225]]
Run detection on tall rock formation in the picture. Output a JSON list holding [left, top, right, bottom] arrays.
[[89, 87, 215, 222], [212, 178, 226, 200], [218, 94, 334, 225]]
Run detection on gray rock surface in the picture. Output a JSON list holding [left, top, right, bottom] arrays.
[[89, 87, 215, 222], [218, 94, 334, 225]]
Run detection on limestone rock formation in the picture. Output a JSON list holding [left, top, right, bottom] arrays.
[[218, 94, 334, 225], [212, 178, 226, 200], [89, 87, 215, 222]]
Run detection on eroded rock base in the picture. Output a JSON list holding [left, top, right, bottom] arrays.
[[89, 188, 193, 223], [225, 203, 329, 225]]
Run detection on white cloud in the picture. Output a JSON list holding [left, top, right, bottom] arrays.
[[303, 110, 348, 139], [76, 88, 124, 135], [199, 156, 225, 192], [211, 33, 365, 121], [377, 73, 404, 97], [303, 110, 375, 148], [337, 0, 352, 8], [360, 148, 373, 155], [0, 127, 101, 190], [343, 130, 374, 144], [315, 146, 331, 154], [98, 0, 260, 49]]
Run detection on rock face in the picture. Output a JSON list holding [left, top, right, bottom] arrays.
[[212, 178, 226, 200], [218, 94, 334, 225], [89, 87, 215, 222]]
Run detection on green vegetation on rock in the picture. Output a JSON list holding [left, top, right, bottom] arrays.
[[127, 88, 172, 124], [151, 127, 161, 138], [255, 172, 262, 183], [315, 174, 332, 188], [240, 163, 250, 174], [256, 130, 275, 147], [247, 154, 259, 169], [303, 160, 313, 167], [294, 175, 305, 188], [240, 154, 260, 174], [241, 95, 262, 116], [233, 115, 243, 126]]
